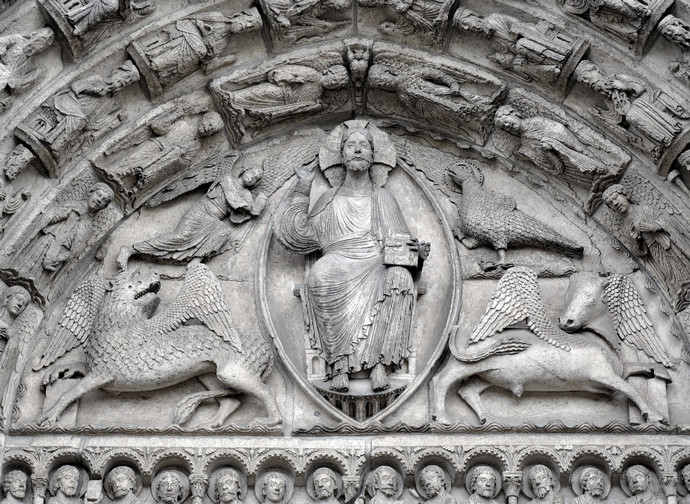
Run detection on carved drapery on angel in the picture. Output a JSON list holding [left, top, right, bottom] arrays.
[[94, 110, 224, 210], [0, 285, 41, 424], [30, 262, 280, 427], [493, 103, 629, 213], [15, 61, 140, 177], [10, 182, 119, 299], [275, 121, 429, 393], [601, 180, 690, 311], [0, 28, 54, 115]]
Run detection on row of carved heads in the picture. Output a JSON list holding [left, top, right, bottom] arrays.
[[4, 458, 690, 504]]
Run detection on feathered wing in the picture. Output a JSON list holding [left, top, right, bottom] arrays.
[[147, 262, 242, 352], [471, 266, 571, 350], [0, 304, 42, 420], [606, 275, 672, 367], [33, 276, 108, 371], [258, 138, 324, 198]]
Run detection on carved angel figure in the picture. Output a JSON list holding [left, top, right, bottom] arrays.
[[0, 285, 41, 423], [493, 105, 628, 212], [0, 28, 54, 114], [431, 267, 670, 424], [558, 0, 651, 44], [13, 182, 117, 297], [1, 470, 29, 504], [31, 262, 280, 427], [260, 0, 350, 43], [447, 161, 583, 270], [95, 111, 224, 209], [574, 60, 690, 162], [359, 0, 452, 42], [116, 164, 266, 270], [601, 182, 690, 311], [454, 11, 578, 86]]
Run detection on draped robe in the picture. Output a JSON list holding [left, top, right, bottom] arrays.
[[277, 183, 416, 377]]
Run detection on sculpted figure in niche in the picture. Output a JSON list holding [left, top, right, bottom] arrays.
[[572, 467, 610, 504], [415, 465, 455, 504], [14, 182, 114, 293], [0, 28, 54, 114], [275, 121, 429, 392], [256, 471, 293, 504], [365, 467, 403, 504], [0, 146, 32, 233], [454, 11, 576, 86], [260, 0, 350, 43], [525, 466, 562, 504], [307, 468, 342, 504], [104, 467, 140, 504], [209, 468, 245, 504], [116, 164, 265, 270], [48, 466, 82, 504], [465, 466, 500, 504], [622, 466, 664, 504], [0, 285, 31, 350], [153, 471, 189, 504], [658, 16, 690, 85], [1, 470, 29, 504]]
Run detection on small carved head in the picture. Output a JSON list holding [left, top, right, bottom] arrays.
[[528, 466, 555, 499], [24, 27, 54, 56], [213, 469, 242, 504], [659, 16, 690, 46], [340, 127, 374, 173], [602, 184, 630, 214], [2, 470, 28, 500], [155, 471, 184, 504], [455, 10, 486, 33], [86, 182, 114, 212], [320, 65, 349, 90], [494, 106, 522, 135], [580, 467, 605, 497], [261, 472, 287, 504], [625, 466, 651, 495], [198, 112, 224, 137], [110, 268, 161, 319], [372, 466, 398, 497], [50, 466, 81, 498], [574, 61, 607, 94], [470, 466, 496, 498], [5, 145, 33, 180], [418, 466, 447, 499], [104, 467, 137, 500], [311, 468, 338, 501], [3, 285, 30, 318], [240, 165, 263, 188]]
